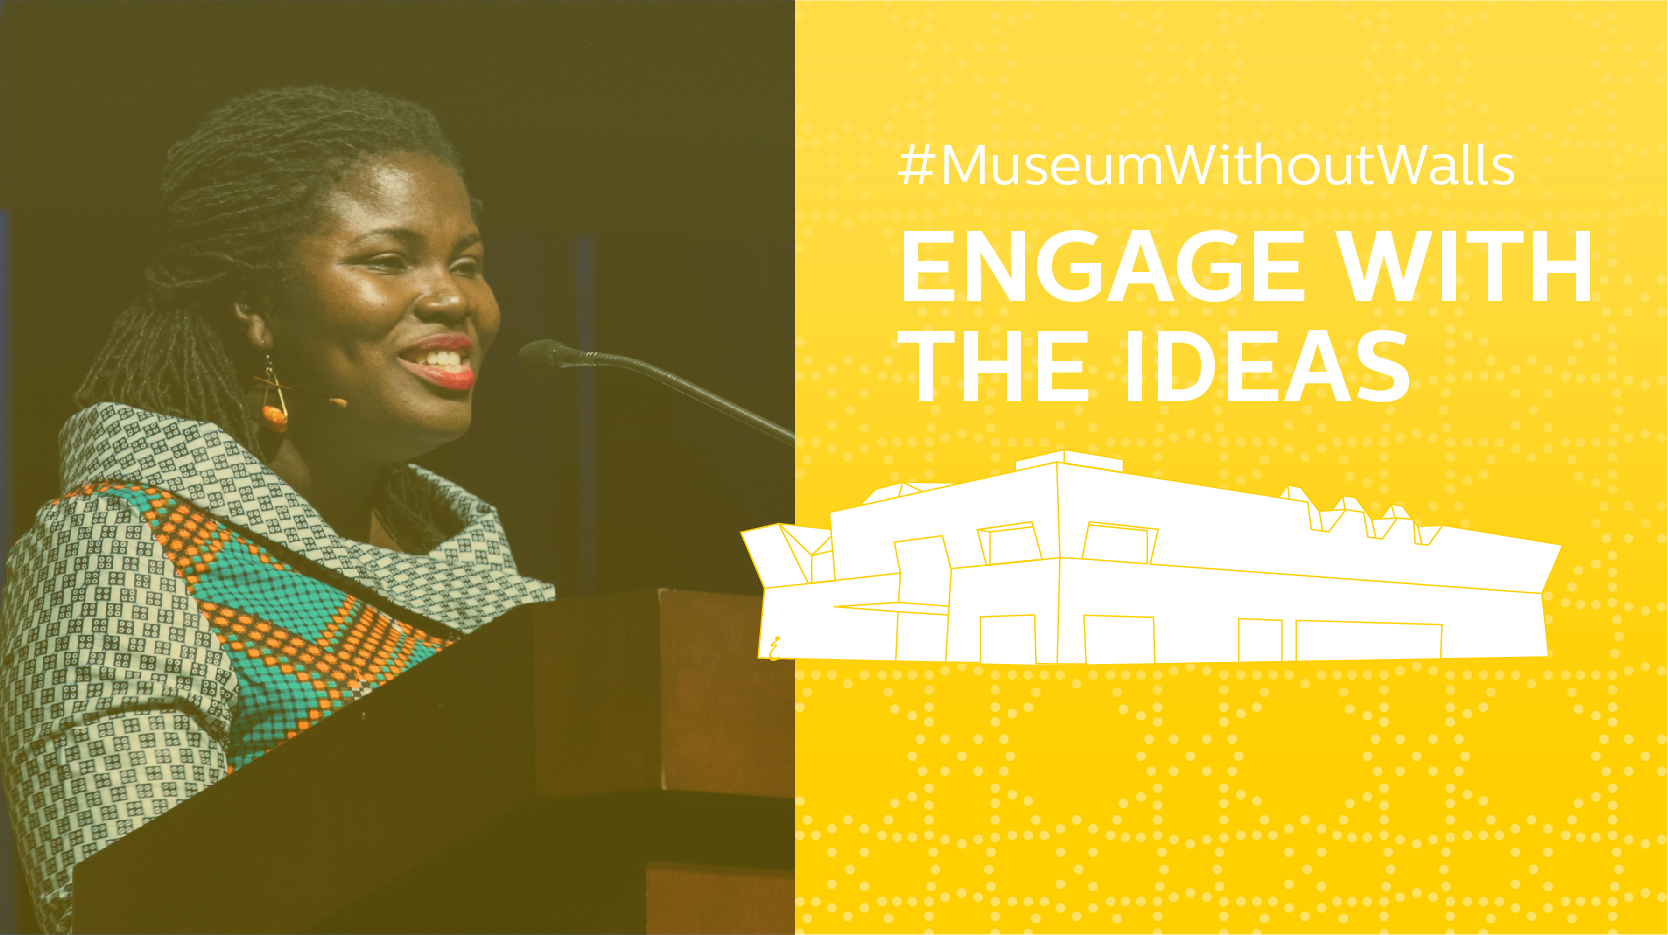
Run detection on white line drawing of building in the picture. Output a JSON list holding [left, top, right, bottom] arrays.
[[742, 451, 1559, 665]]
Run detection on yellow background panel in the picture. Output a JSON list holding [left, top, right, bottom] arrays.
[[792, 2, 1664, 933]]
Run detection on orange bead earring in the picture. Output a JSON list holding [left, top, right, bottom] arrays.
[[259, 354, 289, 434]]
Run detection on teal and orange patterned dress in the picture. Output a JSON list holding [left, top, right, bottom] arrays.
[[0, 403, 555, 933]]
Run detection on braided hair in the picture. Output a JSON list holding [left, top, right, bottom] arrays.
[[74, 86, 470, 553]]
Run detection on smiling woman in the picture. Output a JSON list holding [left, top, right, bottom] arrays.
[[0, 87, 553, 934], [233, 149, 501, 547]]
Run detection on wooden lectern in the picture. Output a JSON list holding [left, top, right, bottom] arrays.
[[71, 591, 793, 934]]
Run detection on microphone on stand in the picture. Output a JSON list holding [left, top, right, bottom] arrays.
[[518, 339, 795, 448]]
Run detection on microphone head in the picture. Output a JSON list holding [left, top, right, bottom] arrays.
[[518, 339, 590, 374]]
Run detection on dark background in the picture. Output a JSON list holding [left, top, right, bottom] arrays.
[[0, 2, 792, 930]]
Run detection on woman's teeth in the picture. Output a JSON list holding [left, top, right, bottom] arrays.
[[417, 350, 468, 373]]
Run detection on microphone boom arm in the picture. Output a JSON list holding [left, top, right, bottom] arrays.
[[520, 340, 795, 447]]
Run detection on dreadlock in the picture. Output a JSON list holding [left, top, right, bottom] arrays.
[[74, 86, 470, 553]]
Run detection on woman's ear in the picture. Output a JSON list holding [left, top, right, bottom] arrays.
[[232, 295, 275, 352]]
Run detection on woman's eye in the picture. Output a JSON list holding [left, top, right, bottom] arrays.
[[451, 257, 483, 276], [365, 254, 407, 270]]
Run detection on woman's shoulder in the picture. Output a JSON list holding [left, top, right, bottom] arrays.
[[10, 483, 156, 556], [3, 484, 172, 601], [27, 481, 173, 530], [3, 483, 227, 611]]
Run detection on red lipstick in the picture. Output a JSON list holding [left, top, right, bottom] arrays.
[[397, 332, 475, 391]]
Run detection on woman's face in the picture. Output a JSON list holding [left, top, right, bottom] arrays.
[[262, 152, 498, 464]]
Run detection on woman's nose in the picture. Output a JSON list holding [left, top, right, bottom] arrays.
[[414, 290, 469, 321]]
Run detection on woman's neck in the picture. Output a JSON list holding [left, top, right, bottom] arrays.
[[264, 436, 404, 550]]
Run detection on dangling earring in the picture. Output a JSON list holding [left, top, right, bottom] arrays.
[[259, 354, 289, 434]]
